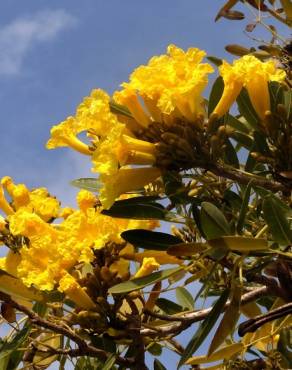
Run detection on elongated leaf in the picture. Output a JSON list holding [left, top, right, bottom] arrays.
[[230, 131, 253, 149], [167, 242, 206, 256], [200, 202, 230, 240], [156, 298, 183, 315], [121, 229, 182, 251], [102, 354, 116, 370], [154, 359, 167, 370], [208, 236, 268, 251], [284, 88, 292, 120], [70, 178, 100, 192], [186, 343, 243, 365], [268, 81, 284, 113], [208, 286, 242, 355], [102, 199, 166, 220], [0, 326, 30, 362], [108, 267, 181, 294], [237, 87, 259, 129], [226, 113, 249, 133], [237, 181, 253, 234], [208, 76, 224, 116], [206, 55, 223, 66], [179, 288, 230, 367], [263, 197, 292, 245], [176, 287, 194, 310], [223, 138, 239, 168]]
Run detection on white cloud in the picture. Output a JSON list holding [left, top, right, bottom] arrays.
[[0, 9, 76, 75]]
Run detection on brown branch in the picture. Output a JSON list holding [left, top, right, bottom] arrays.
[[206, 162, 288, 193], [142, 286, 269, 337], [0, 293, 134, 366], [238, 302, 292, 337]]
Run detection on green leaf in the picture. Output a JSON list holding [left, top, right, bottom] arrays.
[[268, 81, 284, 113], [284, 88, 292, 120], [237, 87, 260, 129], [167, 242, 206, 256], [147, 342, 162, 356], [70, 178, 100, 192], [176, 287, 194, 310], [208, 236, 268, 251], [225, 113, 249, 133], [102, 354, 116, 370], [253, 131, 270, 156], [208, 76, 224, 116], [223, 139, 239, 168], [0, 326, 30, 362], [108, 267, 181, 294], [102, 198, 166, 220], [200, 202, 230, 240], [121, 229, 182, 251], [237, 180, 253, 234], [154, 359, 167, 370], [110, 100, 132, 118], [206, 55, 223, 67], [208, 286, 241, 355], [229, 131, 253, 149], [155, 298, 183, 314], [263, 197, 292, 245], [178, 288, 230, 367]]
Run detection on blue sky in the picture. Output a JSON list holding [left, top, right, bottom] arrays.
[[0, 1, 290, 369], [0, 0, 260, 206]]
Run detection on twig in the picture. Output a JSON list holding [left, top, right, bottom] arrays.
[[142, 286, 269, 337], [238, 302, 292, 336], [0, 293, 134, 366]]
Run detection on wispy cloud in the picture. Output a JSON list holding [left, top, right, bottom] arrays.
[[0, 9, 76, 75]]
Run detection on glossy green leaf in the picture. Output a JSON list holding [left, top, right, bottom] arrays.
[[0, 326, 30, 362], [284, 88, 292, 120], [176, 287, 194, 310], [237, 181, 253, 234], [208, 236, 268, 251], [102, 198, 166, 220], [225, 113, 250, 133], [223, 138, 239, 168], [237, 87, 259, 129], [167, 242, 206, 256], [155, 298, 183, 314], [102, 354, 116, 370], [263, 197, 292, 245], [200, 202, 230, 240], [154, 359, 167, 370], [121, 229, 182, 251], [208, 76, 224, 116], [179, 288, 230, 367], [206, 55, 223, 66], [268, 81, 284, 113], [229, 131, 253, 149], [208, 286, 241, 355], [108, 267, 181, 294], [70, 178, 100, 192], [147, 342, 162, 356]]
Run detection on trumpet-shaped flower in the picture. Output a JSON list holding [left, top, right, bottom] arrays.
[[213, 55, 286, 120], [99, 167, 161, 209], [134, 257, 160, 278], [115, 44, 214, 123]]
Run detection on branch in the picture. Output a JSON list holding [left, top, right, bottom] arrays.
[[142, 286, 269, 337], [238, 302, 292, 336], [0, 293, 134, 367]]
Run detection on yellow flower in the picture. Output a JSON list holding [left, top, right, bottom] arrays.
[[115, 44, 213, 123], [77, 190, 97, 212], [46, 116, 92, 155], [58, 272, 95, 309], [99, 167, 161, 209], [0, 185, 14, 215], [134, 257, 160, 278], [213, 56, 286, 120]]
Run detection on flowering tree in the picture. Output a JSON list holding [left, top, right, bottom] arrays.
[[0, 1, 291, 369]]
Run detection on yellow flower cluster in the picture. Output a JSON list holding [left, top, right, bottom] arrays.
[[114, 44, 214, 123], [46, 46, 285, 210], [0, 179, 160, 306], [213, 55, 286, 120]]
